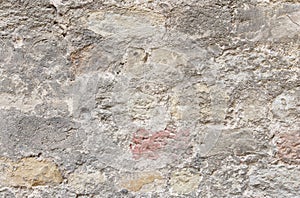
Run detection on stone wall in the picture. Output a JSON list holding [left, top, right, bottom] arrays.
[[0, 0, 299, 197]]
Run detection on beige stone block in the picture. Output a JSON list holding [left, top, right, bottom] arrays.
[[119, 171, 165, 192], [170, 169, 201, 195], [0, 157, 63, 187]]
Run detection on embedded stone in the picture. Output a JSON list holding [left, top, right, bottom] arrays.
[[0, 158, 63, 188], [170, 169, 201, 195], [119, 172, 164, 192]]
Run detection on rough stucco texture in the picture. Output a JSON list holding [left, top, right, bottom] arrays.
[[0, 0, 299, 197]]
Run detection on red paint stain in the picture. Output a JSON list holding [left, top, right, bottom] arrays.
[[130, 128, 190, 160]]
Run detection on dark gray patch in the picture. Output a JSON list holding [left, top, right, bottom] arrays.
[[170, 3, 233, 39], [0, 109, 85, 171]]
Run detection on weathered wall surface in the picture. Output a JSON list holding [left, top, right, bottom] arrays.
[[0, 0, 299, 197]]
